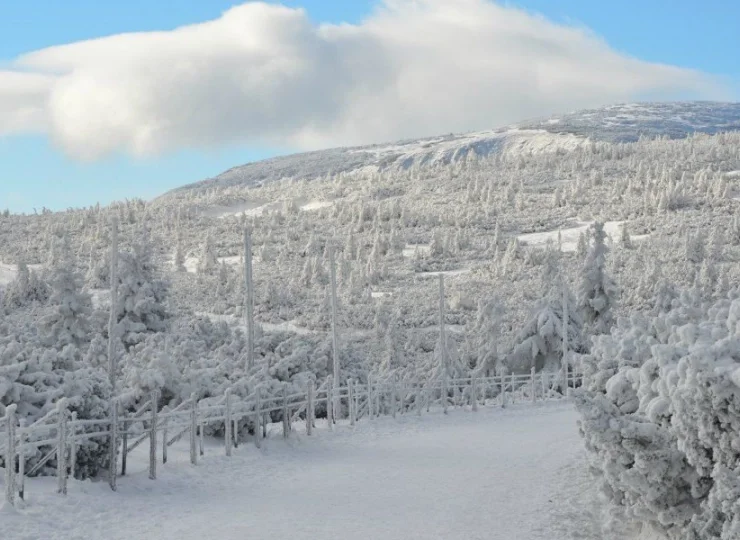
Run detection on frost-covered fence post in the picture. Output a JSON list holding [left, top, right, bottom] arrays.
[[17, 418, 25, 501], [442, 376, 448, 415], [417, 382, 423, 416], [306, 382, 314, 436], [5, 404, 17, 506], [189, 393, 198, 465], [109, 398, 118, 491], [438, 274, 448, 415], [70, 412, 77, 480], [225, 389, 233, 455], [500, 375, 506, 408], [233, 418, 239, 448], [162, 409, 169, 464], [367, 374, 374, 419], [121, 414, 128, 476], [391, 379, 397, 419], [57, 399, 68, 495], [282, 385, 290, 439], [531, 367, 536, 403], [562, 282, 569, 395], [244, 227, 255, 371], [149, 391, 158, 480], [107, 216, 120, 492], [471, 376, 478, 412], [254, 388, 262, 449], [107, 216, 119, 387], [199, 418, 205, 456], [348, 379, 356, 427], [329, 243, 341, 421], [510, 373, 516, 403], [326, 376, 334, 431]]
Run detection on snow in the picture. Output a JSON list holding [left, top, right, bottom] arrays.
[[209, 198, 334, 219], [0, 261, 16, 288], [1, 402, 604, 540], [0, 261, 43, 288], [517, 220, 648, 252], [299, 200, 333, 212], [402, 243, 431, 258]]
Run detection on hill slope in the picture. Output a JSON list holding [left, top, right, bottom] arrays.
[[167, 101, 740, 197]]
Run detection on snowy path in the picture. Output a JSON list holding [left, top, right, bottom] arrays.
[[3, 402, 602, 540]]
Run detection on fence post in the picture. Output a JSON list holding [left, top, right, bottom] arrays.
[[417, 382, 423, 416], [70, 411, 77, 481], [57, 399, 68, 495], [18, 418, 25, 501], [306, 381, 314, 436], [443, 377, 448, 415], [348, 379, 356, 427], [121, 414, 128, 476], [282, 385, 290, 439], [471, 376, 478, 412], [162, 408, 169, 464], [233, 418, 239, 448], [109, 398, 118, 491], [225, 389, 233, 456], [254, 388, 262, 449], [149, 391, 158, 480], [531, 367, 537, 404], [190, 393, 198, 465], [391, 380, 397, 419], [5, 404, 17, 506], [367, 374, 374, 419], [326, 376, 333, 431], [510, 373, 516, 404], [500, 375, 506, 408], [199, 422, 205, 457]]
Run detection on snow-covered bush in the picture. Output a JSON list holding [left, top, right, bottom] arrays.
[[576, 290, 740, 539]]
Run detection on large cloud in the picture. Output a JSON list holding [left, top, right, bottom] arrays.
[[0, 0, 727, 159]]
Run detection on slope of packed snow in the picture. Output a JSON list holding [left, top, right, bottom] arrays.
[[1, 403, 611, 540]]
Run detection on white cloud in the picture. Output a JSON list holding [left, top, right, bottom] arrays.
[[0, 0, 728, 159]]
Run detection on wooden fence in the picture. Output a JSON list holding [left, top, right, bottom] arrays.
[[0, 369, 580, 507]]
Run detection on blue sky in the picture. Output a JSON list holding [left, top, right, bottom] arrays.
[[0, 0, 737, 213]]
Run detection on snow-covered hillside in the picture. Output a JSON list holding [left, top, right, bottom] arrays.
[[3, 100, 740, 539], [167, 101, 740, 196]]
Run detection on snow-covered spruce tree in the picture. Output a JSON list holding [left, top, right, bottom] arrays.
[[468, 298, 504, 377], [197, 233, 218, 274], [508, 279, 583, 374], [577, 222, 618, 337], [39, 236, 92, 349], [2, 262, 49, 310], [114, 232, 169, 350]]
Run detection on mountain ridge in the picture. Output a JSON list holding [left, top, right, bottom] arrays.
[[165, 101, 740, 198]]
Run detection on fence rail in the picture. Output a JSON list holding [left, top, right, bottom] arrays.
[[0, 369, 581, 507]]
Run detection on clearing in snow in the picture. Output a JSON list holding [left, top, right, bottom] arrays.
[[1, 403, 607, 540]]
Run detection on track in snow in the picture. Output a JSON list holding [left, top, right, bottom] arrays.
[[2, 402, 607, 540]]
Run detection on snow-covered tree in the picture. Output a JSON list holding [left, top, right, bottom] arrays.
[[577, 222, 618, 336]]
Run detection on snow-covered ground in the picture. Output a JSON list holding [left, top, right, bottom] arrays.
[[1, 402, 609, 540], [210, 198, 334, 219], [0, 261, 16, 288], [517, 220, 649, 252]]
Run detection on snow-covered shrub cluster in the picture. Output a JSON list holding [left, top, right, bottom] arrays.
[[576, 288, 740, 539]]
